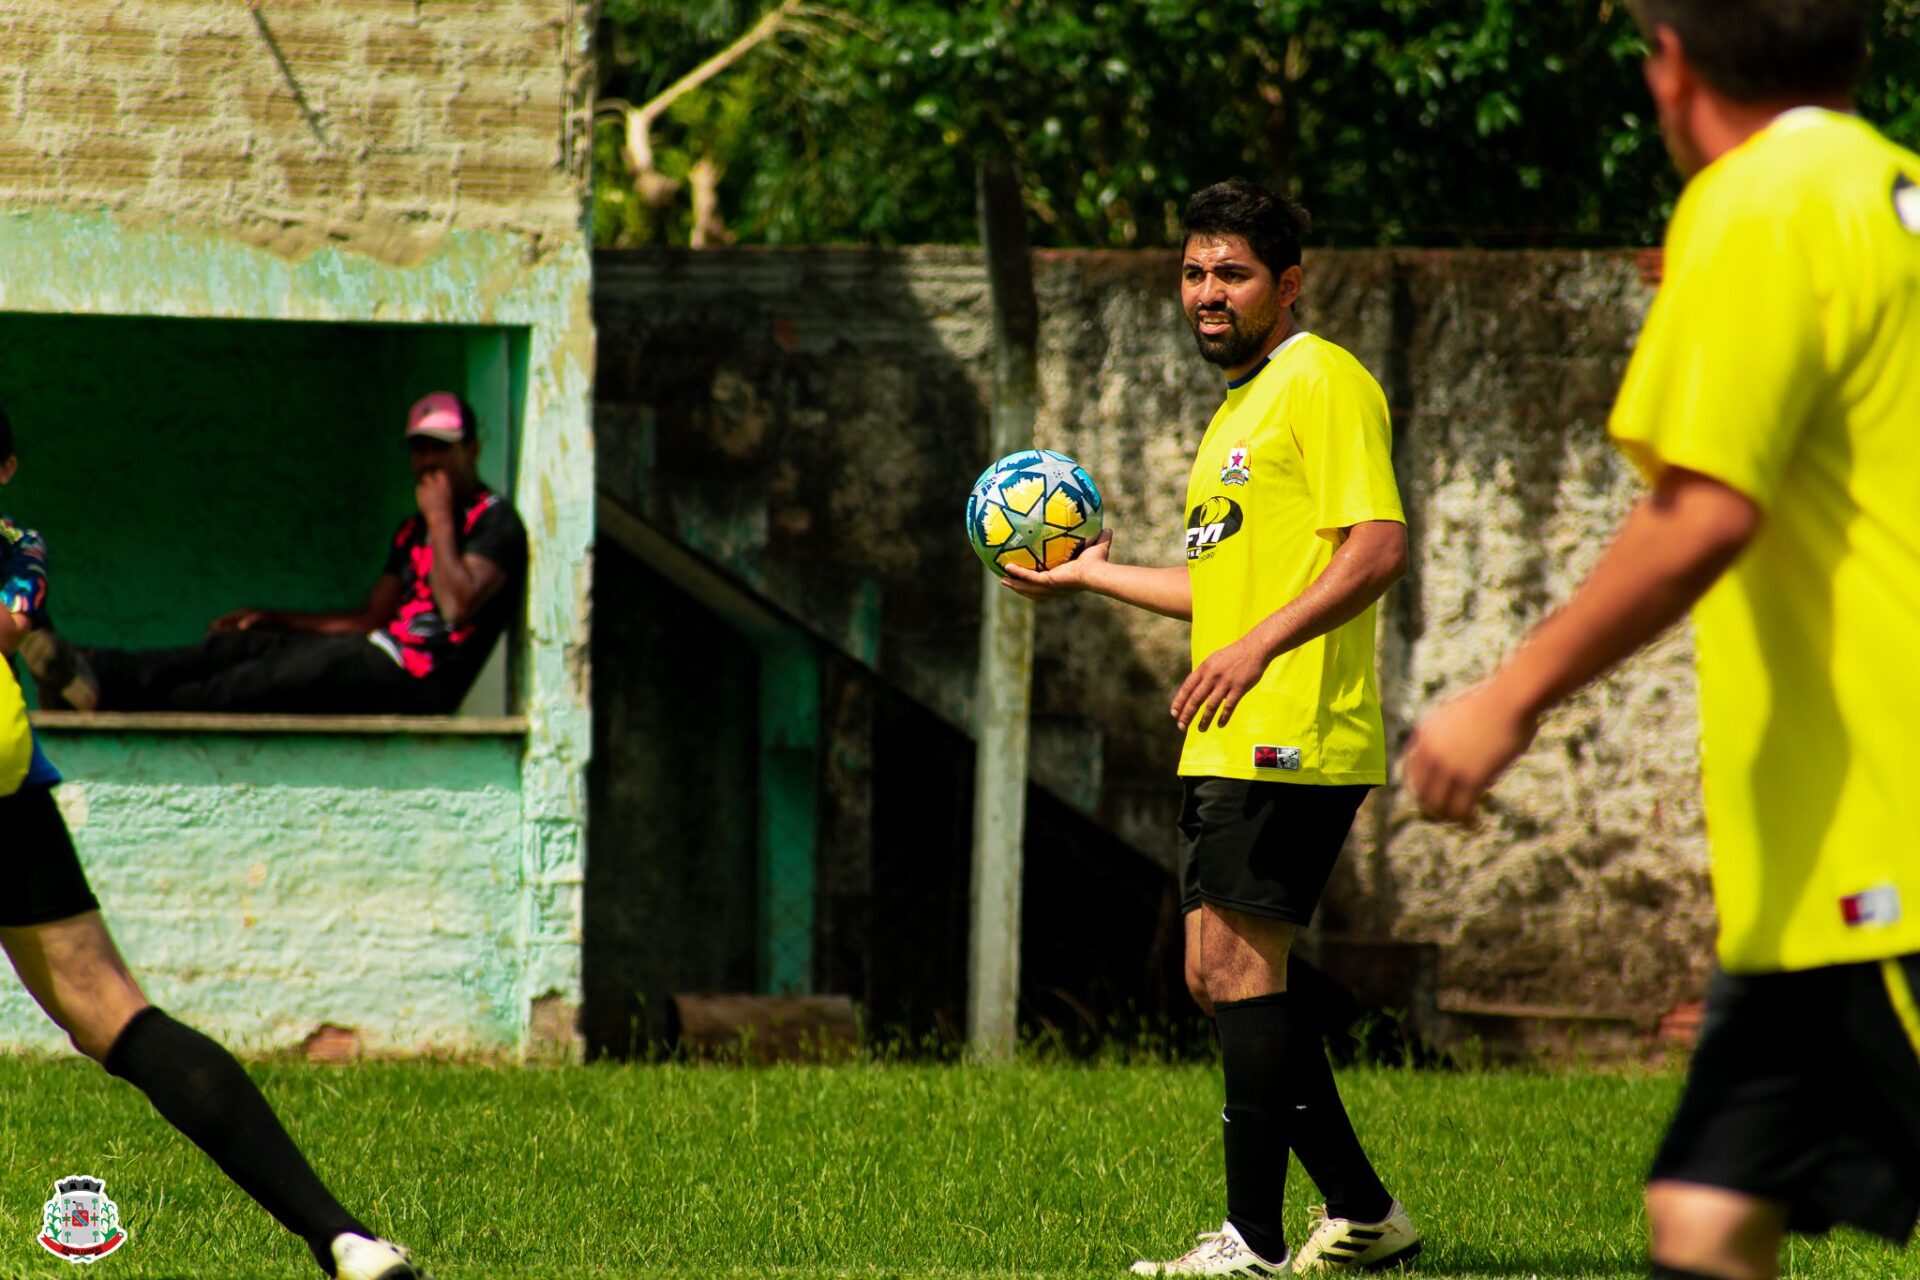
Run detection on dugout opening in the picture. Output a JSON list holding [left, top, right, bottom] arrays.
[[0, 311, 529, 718]]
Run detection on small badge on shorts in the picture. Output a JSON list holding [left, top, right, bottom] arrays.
[[1840, 884, 1903, 929], [1253, 745, 1301, 771]]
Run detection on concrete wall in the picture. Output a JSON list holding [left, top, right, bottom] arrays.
[[0, 730, 525, 1054], [1, 1, 595, 1053], [596, 246, 1712, 1019]]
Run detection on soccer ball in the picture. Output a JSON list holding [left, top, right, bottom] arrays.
[[965, 448, 1104, 576]]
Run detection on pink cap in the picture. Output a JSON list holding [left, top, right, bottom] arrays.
[[406, 392, 470, 443]]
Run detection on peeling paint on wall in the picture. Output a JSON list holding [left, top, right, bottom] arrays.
[[0, 0, 595, 1055]]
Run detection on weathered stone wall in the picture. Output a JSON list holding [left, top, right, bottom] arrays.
[[597, 246, 1713, 1019], [0, 0, 592, 265]]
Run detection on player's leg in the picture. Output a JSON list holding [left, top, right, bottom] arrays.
[[25, 629, 298, 711], [1642, 959, 1920, 1280], [1184, 907, 1212, 1017], [1645, 1183, 1785, 1280], [0, 786, 415, 1279], [1131, 782, 1293, 1276], [1210, 782, 1411, 1274], [148, 635, 427, 715], [1204, 901, 1299, 1268]]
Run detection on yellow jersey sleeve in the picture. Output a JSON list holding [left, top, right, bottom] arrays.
[[1290, 361, 1404, 538], [1610, 188, 1826, 507], [0, 659, 31, 797]]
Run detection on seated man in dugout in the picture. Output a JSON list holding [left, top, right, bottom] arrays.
[[26, 393, 528, 717]]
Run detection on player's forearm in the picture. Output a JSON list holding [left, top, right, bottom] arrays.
[[1243, 523, 1406, 662], [1492, 471, 1759, 721], [424, 522, 482, 629], [1081, 561, 1193, 620]]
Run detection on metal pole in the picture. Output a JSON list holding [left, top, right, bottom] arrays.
[[967, 155, 1039, 1061]]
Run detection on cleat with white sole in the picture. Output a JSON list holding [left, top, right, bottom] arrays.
[[1290, 1200, 1420, 1272], [1130, 1220, 1292, 1277], [330, 1233, 421, 1280]]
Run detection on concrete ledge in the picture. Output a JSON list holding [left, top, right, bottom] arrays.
[[31, 711, 528, 735]]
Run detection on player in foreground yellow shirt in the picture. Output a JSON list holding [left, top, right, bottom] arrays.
[[1405, 3, 1920, 1277], [1006, 180, 1415, 1275]]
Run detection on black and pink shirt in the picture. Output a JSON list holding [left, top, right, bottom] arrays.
[[372, 487, 527, 686]]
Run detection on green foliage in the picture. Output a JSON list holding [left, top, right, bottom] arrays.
[[595, 0, 1920, 249]]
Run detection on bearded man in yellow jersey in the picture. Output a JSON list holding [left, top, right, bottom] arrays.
[[1405, 3, 1920, 1278], [1006, 180, 1419, 1275]]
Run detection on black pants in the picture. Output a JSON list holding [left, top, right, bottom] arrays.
[[84, 631, 458, 715]]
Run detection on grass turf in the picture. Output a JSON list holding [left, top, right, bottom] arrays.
[[0, 1056, 1909, 1279]]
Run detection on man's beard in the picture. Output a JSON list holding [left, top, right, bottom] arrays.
[[1189, 306, 1277, 368]]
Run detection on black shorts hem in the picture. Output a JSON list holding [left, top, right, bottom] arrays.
[[0, 786, 101, 928], [1649, 959, 1920, 1244], [0, 899, 102, 929], [1177, 776, 1369, 925], [1180, 890, 1315, 925]]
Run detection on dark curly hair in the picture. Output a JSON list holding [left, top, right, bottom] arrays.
[[1181, 180, 1311, 277], [1627, 0, 1868, 102]]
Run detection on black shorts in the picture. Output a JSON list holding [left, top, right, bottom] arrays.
[[1649, 956, 1920, 1241], [0, 785, 99, 927], [1177, 776, 1370, 924]]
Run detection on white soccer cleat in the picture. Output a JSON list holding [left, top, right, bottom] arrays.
[[1290, 1200, 1420, 1272], [330, 1233, 420, 1280], [1129, 1220, 1292, 1276]]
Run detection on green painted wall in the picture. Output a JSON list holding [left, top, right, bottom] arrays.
[[0, 316, 511, 667], [1, 729, 526, 1053], [0, 209, 595, 1056]]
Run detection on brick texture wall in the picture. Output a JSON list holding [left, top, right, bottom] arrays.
[[0, 0, 592, 264]]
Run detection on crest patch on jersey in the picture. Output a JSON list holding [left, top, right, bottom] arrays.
[[1220, 443, 1253, 487]]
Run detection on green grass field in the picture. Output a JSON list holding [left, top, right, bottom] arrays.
[[0, 1057, 1909, 1279]]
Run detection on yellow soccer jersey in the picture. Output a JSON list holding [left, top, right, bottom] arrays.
[[1611, 109, 1920, 973], [1178, 331, 1405, 784]]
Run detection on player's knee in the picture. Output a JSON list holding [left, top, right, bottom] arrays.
[[1184, 965, 1212, 1015], [1646, 1183, 1779, 1279]]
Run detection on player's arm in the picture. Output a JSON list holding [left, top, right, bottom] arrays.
[[422, 531, 507, 632], [1403, 466, 1759, 823], [210, 575, 405, 636], [1172, 518, 1407, 732], [1000, 530, 1194, 620], [0, 608, 28, 658]]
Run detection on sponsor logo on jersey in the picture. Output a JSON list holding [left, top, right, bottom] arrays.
[[40, 1176, 127, 1264], [1220, 443, 1253, 487], [1253, 745, 1301, 771], [1840, 884, 1903, 929], [1185, 497, 1244, 561]]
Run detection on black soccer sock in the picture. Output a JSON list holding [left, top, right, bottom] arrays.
[[1215, 993, 1294, 1264], [104, 1008, 368, 1273], [1281, 1001, 1393, 1224]]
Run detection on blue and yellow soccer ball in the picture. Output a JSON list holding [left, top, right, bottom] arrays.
[[965, 448, 1104, 576]]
